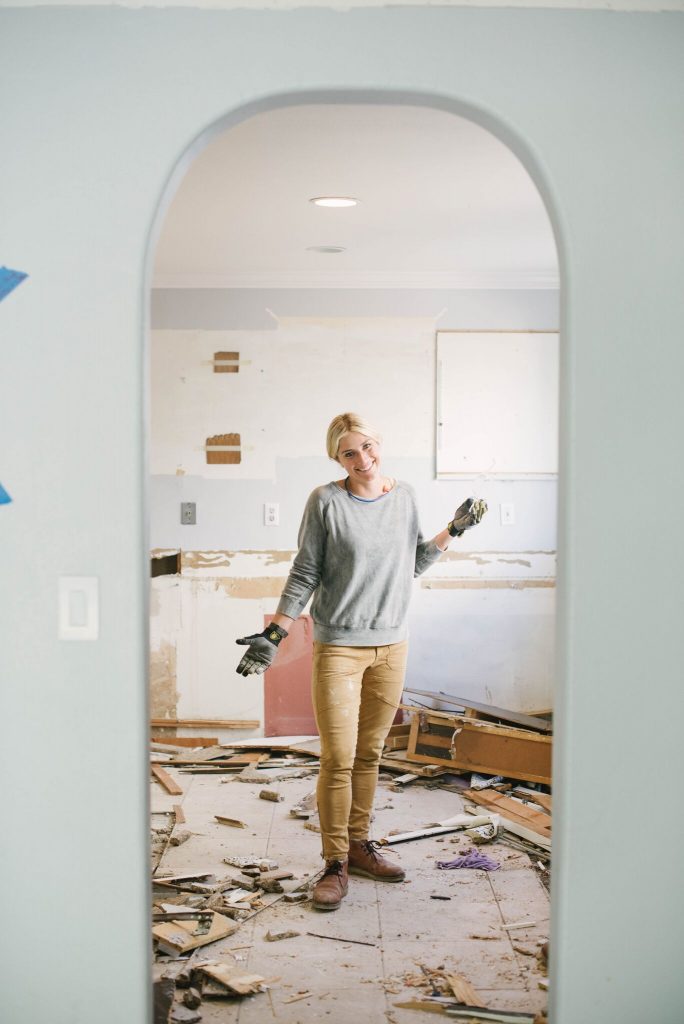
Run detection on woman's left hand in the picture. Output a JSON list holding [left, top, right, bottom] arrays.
[[448, 497, 488, 537]]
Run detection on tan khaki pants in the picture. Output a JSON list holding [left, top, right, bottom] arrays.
[[311, 640, 408, 861]]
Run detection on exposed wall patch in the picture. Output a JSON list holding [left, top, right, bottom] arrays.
[[150, 640, 178, 720], [214, 577, 286, 599], [422, 578, 555, 590], [213, 351, 240, 373], [151, 552, 181, 577], [205, 433, 241, 464], [182, 549, 295, 571]]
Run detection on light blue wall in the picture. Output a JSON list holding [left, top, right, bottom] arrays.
[[151, 286, 560, 331], [1, 8, 683, 1023]]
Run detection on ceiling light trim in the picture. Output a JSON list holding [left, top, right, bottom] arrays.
[[310, 197, 359, 208]]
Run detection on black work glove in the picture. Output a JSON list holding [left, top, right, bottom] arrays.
[[448, 497, 488, 537], [235, 622, 288, 676]]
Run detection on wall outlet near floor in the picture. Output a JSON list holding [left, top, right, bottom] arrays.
[[500, 502, 515, 526], [264, 502, 279, 527]]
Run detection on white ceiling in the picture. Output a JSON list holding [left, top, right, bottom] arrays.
[[153, 104, 559, 290]]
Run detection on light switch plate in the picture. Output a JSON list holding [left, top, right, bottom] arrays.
[[181, 502, 196, 525], [59, 576, 99, 640], [500, 502, 516, 526]]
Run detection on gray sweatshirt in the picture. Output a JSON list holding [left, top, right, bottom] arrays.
[[276, 481, 443, 646]]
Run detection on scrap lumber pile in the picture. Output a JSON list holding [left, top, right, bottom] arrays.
[[150, 722, 549, 1021], [150, 734, 325, 1019], [150, 735, 321, 787], [381, 690, 553, 864]]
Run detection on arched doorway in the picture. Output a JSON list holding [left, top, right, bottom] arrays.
[[146, 93, 562, 1022]]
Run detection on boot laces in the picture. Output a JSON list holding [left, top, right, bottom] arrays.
[[361, 840, 384, 861], [322, 859, 345, 878]]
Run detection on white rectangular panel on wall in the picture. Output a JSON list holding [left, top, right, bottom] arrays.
[[436, 330, 559, 478]]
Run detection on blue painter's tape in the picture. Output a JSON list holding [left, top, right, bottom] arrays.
[[0, 482, 12, 505], [0, 266, 29, 303]]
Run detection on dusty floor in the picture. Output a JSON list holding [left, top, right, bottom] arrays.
[[152, 767, 549, 1022]]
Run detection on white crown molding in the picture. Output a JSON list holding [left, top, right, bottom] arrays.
[[152, 269, 560, 290]]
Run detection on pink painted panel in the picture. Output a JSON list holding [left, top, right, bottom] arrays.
[[263, 614, 318, 736]]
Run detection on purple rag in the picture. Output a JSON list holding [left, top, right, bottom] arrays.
[[436, 847, 500, 871]]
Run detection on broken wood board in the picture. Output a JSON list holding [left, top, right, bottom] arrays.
[[391, 773, 420, 786], [194, 961, 265, 996], [464, 789, 551, 841], [150, 719, 260, 730], [444, 1008, 535, 1022], [151, 764, 183, 795], [379, 755, 448, 778], [511, 786, 552, 813], [498, 818, 551, 852], [152, 871, 218, 891], [395, 1002, 535, 1023], [383, 724, 411, 750], [393, 1001, 447, 1015], [151, 741, 189, 755], [151, 736, 219, 748], [152, 912, 238, 954], [387, 722, 411, 737], [168, 753, 269, 767], [402, 689, 552, 734], [173, 803, 186, 824], [381, 814, 496, 845], [446, 973, 485, 1007], [170, 745, 236, 764], [215, 815, 247, 828], [259, 869, 294, 883], [216, 734, 317, 747], [406, 709, 551, 785]]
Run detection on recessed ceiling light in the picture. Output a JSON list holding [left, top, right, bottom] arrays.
[[310, 197, 359, 208], [306, 246, 346, 254]]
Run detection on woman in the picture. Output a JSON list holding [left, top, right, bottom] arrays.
[[235, 413, 486, 911]]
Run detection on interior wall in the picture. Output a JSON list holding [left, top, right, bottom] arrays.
[[2, 7, 683, 1024], [150, 288, 559, 730]]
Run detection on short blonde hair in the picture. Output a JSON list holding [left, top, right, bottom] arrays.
[[326, 412, 382, 461]]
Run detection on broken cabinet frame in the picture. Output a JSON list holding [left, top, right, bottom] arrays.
[[406, 708, 551, 785]]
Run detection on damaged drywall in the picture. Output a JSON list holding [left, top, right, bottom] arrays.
[[150, 548, 556, 716], [150, 317, 558, 717], [150, 639, 179, 720]]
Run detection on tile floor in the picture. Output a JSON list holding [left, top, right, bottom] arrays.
[[152, 767, 549, 1023]]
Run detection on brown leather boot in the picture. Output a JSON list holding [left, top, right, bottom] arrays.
[[348, 839, 405, 882], [312, 858, 349, 911]]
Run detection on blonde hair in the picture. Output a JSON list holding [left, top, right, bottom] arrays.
[[326, 412, 382, 461]]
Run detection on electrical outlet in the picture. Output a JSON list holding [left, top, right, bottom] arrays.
[[500, 502, 515, 526], [264, 502, 279, 527], [181, 502, 196, 525]]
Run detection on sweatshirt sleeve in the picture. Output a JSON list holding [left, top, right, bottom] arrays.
[[414, 531, 443, 577], [276, 489, 328, 619], [404, 483, 443, 577]]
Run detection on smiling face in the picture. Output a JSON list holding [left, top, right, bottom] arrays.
[[336, 431, 382, 486]]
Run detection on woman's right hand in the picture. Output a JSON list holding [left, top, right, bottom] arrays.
[[235, 623, 288, 676]]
